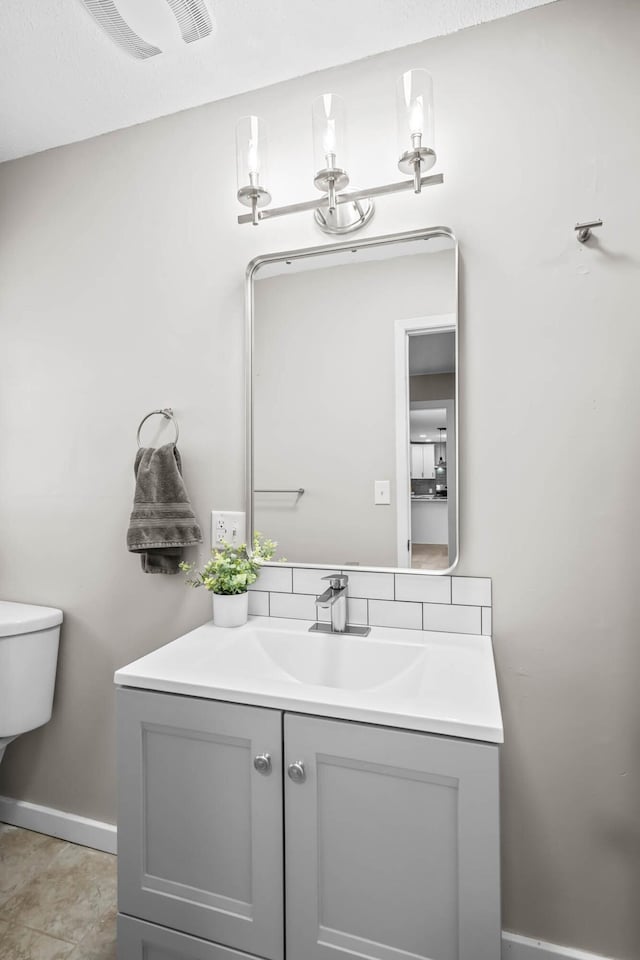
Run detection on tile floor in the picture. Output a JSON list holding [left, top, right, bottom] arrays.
[[411, 543, 449, 570], [0, 824, 116, 959]]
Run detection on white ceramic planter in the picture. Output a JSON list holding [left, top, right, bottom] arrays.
[[212, 591, 249, 628]]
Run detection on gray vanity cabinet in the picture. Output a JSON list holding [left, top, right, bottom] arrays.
[[116, 688, 284, 960], [117, 688, 500, 960], [284, 713, 500, 960]]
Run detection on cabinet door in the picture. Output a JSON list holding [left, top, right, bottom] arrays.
[[423, 443, 435, 478], [117, 688, 283, 960], [118, 915, 258, 959], [284, 714, 500, 960], [410, 444, 424, 478]]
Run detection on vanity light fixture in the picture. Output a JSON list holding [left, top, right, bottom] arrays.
[[397, 68, 436, 193], [236, 116, 272, 225], [235, 69, 443, 235]]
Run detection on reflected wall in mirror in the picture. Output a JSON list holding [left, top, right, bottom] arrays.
[[247, 228, 458, 574]]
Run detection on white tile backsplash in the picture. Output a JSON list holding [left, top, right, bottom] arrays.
[[451, 577, 491, 607], [269, 591, 317, 621], [251, 565, 293, 593], [292, 567, 340, 595], [422, 603, 482, 635], [395, 574, 451, 604], [249, 566, 492, 636], [369, 599, 422, 630], [343, 571, 394, 601], [248, 591, 269, 616]]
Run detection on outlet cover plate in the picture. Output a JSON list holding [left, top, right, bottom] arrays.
[[211, 511, 246, 548], [374, 480, 391, 505]]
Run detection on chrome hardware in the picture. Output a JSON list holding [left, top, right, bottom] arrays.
[[136, 408, 179, 448], [311, 573, 371, 636], [287, 761, 306, 783], [254, 487, 305, 496], [237, 173, 444, 227], [322, 574, 348, 590], [574, 219, 603, 243], [308, 621, 371, 636], [253, 753, 272, 775], [315, 574, 348, 633]]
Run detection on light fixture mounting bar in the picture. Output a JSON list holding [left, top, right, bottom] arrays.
[[237, 173, 444, 225]]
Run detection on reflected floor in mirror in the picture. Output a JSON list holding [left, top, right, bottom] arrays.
[[411, 543, 449, 570]]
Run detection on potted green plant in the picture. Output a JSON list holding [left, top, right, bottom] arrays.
[[179, 533, 277, 627]]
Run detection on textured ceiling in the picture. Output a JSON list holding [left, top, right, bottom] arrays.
[[0, 0, 557, 162]]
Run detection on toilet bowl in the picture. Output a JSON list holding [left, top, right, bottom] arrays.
[[0, 601, 63, 766]]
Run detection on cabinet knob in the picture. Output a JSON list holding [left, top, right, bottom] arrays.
[[253, 753, 272, 775], [287, 761, 306, 784]]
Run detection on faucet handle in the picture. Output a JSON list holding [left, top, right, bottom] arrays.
[[322, 574, 348, 590]]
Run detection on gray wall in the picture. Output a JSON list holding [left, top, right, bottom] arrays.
[[254, 251, 454, 566], [0, 1, 639, 957]]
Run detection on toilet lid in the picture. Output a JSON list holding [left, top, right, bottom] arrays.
[[0, 601, 63, 637]]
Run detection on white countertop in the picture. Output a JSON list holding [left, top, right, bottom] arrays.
[[115, 616, 502, 743]]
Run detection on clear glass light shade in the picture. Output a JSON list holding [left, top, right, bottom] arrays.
[[396, 69, 436, 171], [312, 94, 348, 175], [236, 116, 269, 195]]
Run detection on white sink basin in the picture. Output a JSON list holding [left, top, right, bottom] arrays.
[[198, 622, 426, 693], [255, 628, 424, 690], [115, 616, 504, 743]]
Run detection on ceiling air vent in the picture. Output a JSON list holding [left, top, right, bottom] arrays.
[[80, 0, 162, 59], [164, 0, 213, 43]]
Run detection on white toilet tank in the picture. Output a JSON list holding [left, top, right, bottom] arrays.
[[0, 601, 63, 739]]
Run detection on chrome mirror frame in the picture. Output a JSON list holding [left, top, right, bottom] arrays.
[[245, 226, 459, 575]]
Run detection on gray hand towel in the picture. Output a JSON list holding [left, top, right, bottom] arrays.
[[127, 443, 203, 574]]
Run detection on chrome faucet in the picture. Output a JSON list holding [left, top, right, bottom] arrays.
[[316, 575, 348, 632], [310, 574, 370, 636]]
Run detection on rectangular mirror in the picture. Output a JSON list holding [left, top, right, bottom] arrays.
[[247, 228, 458, 574]]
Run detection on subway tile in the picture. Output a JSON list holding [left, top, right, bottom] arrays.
[[250, 565, 292, 593], [318, 597, 368, 626], [422, 603, 482, 635], [395, 573, 451, 604], [369, 600, 422, 630], [292, 567, 340, 595], [248, 591, 269, 616], [451, 577, 492, 607], [342, 571, 394, 601], [269, 592, 317, 621], [481, 607, 492, 636]]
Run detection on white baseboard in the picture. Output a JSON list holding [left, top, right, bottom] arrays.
[[503, 932, 619, 960], [0, 795, 116, 855]]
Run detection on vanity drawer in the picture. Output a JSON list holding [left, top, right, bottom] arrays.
[[117, 915, 258, 959]]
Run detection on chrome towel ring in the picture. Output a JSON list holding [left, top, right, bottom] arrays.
[[136, 408, 179, 448]]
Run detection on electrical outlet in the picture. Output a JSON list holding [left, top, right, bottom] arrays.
[[211, 511, 246, 548]]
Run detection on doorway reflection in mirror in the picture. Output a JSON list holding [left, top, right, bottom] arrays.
[[408, 330, 455, 571]]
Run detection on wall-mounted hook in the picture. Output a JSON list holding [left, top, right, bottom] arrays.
[[575, 219, 603, 243]]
